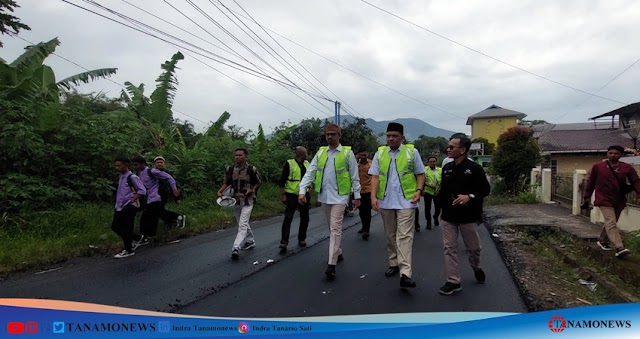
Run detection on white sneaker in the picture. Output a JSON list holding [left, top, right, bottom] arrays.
[[131, 241, 140, 251], [615, 248, 631, 258], [177, 215, 186, 229], [241, 241, 255, 250], [597, 241, 613, 251], [114, 250, 135, 259]]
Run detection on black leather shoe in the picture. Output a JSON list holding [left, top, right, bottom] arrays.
[[337, 254, 344, 263], [434, 218, 440, 226], [415, 226, 421, 232], [298, 240, 307, 247], [362, 232, 369, 241], [325, 265, 336, 280], [426, 223, 432, 230], [400, 274, 416, 288], [357, 229, 364, 234], [279, 243, 287, 254], [385, 266, 399, 277], [474, 268, 486, 284]]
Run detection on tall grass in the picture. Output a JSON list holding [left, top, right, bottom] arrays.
[[0, 183, 291, 275]]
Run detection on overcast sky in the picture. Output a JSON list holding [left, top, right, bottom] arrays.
[[3, 0, 640, 135]]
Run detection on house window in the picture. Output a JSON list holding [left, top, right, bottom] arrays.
[[549, 159, 557, 176]]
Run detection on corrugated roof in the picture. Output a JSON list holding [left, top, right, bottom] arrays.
[[589, 102, 640, 120], [531, 122, 614, 132], [466, 105, 527, 125], [537, 128, 634, 153]]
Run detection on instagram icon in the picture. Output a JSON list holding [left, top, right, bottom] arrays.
[[238, 322, 250, 334]]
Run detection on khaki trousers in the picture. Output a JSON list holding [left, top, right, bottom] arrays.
[[442, 220, 482, 284], [599, 206, 625, 250], [380, 208, 415, 278], [324, 204, 346, 265]]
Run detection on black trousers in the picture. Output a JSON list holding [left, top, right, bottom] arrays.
[[159, 197, 180, 226], [415, 193, 442, 228], [140, 201, 163, 237], [280, 193, 310, 245], [359, 192, 372, 233], [111, 205, 141, 252], [424, 193, 441, 223]]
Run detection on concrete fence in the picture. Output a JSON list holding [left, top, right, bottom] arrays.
[[531, 168, 640, 232]]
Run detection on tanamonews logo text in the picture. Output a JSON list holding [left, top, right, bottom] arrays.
[[549, 316, 631, 332]]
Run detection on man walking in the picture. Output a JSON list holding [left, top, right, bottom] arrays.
[[423, 156, 442, 230], [131, 156, 181, 245], [278, 146, 311, 253], [356, 148, 373, 240], [217, 148, 262, 260], [370, 122, 425, 288], [111, 156, 146, 259], [153, 156, 185, 229], [438, 136, 491, 295], [583, 145, 639, 258], [298, 123, 361, 280]]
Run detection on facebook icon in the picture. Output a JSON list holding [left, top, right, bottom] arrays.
[[158, 321, 171, 333], [52, 322, 65, 334]]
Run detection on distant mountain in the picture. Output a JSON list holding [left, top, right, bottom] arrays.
[[339, 115, 456, 141]]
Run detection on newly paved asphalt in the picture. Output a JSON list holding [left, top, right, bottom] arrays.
[[0, 202, 527, 317]]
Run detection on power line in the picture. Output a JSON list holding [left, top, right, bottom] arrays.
[[227, 0, 387, 132], [216, 0, 332, 102], [225, 6, 464, 120], [81, 0, 296, 89], [65, 0, 330, 103], [10, 34, 208, 125], [552, 56, 640, 123], [120, 0, 328, 119], [361, 0, 628, 106]]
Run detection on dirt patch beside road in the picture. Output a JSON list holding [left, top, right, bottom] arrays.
[[483, 204, 640, 311]]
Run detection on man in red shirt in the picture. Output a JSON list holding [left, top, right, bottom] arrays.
[[583, 145, 640, 258]]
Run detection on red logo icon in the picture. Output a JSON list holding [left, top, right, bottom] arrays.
[[7, 322, 25, 334], [25, 322, 38, 334], [548, 315, 567, 333], [6, 322, 38, 335]]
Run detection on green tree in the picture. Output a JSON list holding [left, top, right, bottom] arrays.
[[491, 126, 541, 194], [413, 135, 448, 157], [0, 0, 30, 47], [340, 117, 379, 152]]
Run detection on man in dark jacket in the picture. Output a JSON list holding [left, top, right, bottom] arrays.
[[583, 145, 640, 258], [438, 136, 491, 295], [153, 156, 185, 229]]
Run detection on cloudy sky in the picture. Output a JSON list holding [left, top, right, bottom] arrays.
[[3, 0, 640, 135]]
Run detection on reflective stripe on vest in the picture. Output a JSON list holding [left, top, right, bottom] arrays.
[[285, 159, 309, 194], [376, 144, 417, 200], [314, 146, 352, 196], [424, 166, 442, 196]]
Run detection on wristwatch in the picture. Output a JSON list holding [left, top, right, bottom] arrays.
[[416, 188, 423, 192], [468, 194, 475, 199]]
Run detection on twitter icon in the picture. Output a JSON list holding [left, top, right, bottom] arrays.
[[52, 322, 65, 334]]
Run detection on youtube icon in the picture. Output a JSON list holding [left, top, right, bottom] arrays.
[[7, 322, 24, 334]]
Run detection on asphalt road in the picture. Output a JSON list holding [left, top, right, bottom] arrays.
[[0, 203, 527, 317]]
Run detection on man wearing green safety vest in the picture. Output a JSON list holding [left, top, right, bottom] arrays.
[[423, 156, 443, 230], [298, 123, 361, 281], [370, 122, 425, 289], [278, 146, 311, 254]]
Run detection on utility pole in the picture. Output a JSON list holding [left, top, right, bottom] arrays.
[[334, 101, 341, 125]]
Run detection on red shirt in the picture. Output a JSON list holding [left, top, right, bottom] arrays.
[[583, 160, 640, 208]]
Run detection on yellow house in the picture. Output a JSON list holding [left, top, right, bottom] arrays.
[[466, 105, 527, 145]]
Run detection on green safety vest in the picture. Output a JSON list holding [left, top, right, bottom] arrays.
[[376, 144, 417, 200], [424, 166, 442, 196], [314, 146, 352, 196], [284, 159, 310, 194]]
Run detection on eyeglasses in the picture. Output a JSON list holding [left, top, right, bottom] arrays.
[[446, 146, 462, 150]]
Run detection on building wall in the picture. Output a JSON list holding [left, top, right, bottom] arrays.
[[550, 154, 606, 174], [471, 117, 519, 145], [551, 154, 640, 174]]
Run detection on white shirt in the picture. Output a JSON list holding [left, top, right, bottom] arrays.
[[369, 146, 425, 210], [299, 144, 361, 204]]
